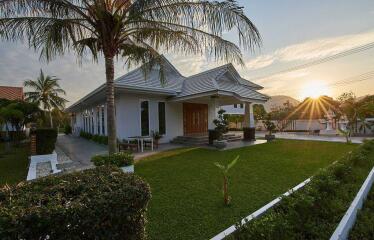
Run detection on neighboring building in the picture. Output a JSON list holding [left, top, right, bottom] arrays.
[[67, 57, 268, 143], [0, 86, 24, 101], [0, 86, 25, 133]]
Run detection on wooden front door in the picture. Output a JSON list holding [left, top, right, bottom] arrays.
[[183, 103, 208, 135]]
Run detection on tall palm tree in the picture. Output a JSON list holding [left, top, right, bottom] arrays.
[[24, 70, 67, 127], [0, 0, 261, 154]]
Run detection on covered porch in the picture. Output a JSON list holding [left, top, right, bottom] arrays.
[[170, 92, 262, 144]]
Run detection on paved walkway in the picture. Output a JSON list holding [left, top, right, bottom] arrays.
[[56, 135, 183, 170], [254, 131, 373, 144], [56, 135, 107, 170]]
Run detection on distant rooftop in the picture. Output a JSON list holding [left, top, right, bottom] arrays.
[[0, 86, 24, 101]]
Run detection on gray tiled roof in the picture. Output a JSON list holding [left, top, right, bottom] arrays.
[[175, 64, 268, 101], [67, 57, 267, 111], [115, 57, 185, 93]]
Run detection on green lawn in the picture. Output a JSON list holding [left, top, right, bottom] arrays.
[[0, 143, 29, 186], [135, 140, 357, 240]]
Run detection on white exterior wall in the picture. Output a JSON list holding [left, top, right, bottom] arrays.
[[115, 93, 183, 143], [71, 93, 184, 143]]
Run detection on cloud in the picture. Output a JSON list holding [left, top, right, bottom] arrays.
[[245, 30, 374, 70]]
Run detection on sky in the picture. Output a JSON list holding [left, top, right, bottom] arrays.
[[0, 0, 373, 106]]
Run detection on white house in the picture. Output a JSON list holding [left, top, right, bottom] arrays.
[[67, 57, 269, 143]]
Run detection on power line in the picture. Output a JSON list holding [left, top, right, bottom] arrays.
[[266, 70, 374, 96], [250, 42, 374, 81]]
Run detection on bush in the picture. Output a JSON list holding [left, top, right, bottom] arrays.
[[34, 128, 57, 154], [64, 125, 72, 135], [79, 131, 108, 145], [230, 140, 374, 240], [92, 152, 134, 167], [0, 166, 151, 239]]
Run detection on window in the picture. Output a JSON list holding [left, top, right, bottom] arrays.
[[101, 106, 105, 135], [234, 104, 237, 108], [140, 100, 149, 136], [97, 108, 100, 134], [91, 111, 94, 133], [158, 102, 166, 135], [240, 103, 244, 108]]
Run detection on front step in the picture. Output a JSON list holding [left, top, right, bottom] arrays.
[[171, 133, 242, 145]]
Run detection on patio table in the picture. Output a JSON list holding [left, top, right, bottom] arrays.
[[128, 136, 153, 152]]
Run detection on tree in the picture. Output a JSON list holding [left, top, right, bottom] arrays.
[[0, 0, 261, 154], [338, 92, 358, 135], [213, 109, 229, 140], [24, 70, 67, 128], [0, 100, 40, 141], [253, 104, 266, 120], [214, 156, 239, 206]]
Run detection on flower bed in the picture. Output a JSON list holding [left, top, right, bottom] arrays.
[[229, 140, 374, 240]]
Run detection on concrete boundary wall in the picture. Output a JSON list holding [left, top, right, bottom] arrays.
[[210, 178, 311, 240], [330, 167, 374, 240], [27, 151, 61, 181]]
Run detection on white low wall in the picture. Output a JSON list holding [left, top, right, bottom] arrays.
[[330, 167, 374, 240], [27, 151, 61, 181], [210, 177, 311, 240]]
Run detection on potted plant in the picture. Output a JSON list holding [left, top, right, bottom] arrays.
[[151, 131, 163, 148], [212, 109, 229, 149], [264, 114, 276, 141], [91, 151, 134, 173]]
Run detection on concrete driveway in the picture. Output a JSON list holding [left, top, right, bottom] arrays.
[[56, 135, 107, 170]]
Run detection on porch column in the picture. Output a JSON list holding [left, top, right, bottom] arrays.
[[208, 97, 219, 129], [244, 102, 255, 128]]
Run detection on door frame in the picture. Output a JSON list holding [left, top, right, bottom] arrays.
[[183, 102, 208, 135]]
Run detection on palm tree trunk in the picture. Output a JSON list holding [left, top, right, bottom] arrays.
[[49, 110, 53, 128], [105, 56, 117, 154]]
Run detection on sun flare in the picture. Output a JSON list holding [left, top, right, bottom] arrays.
[[300, 80, 330, 100]]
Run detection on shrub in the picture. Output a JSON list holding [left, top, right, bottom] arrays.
[[63, 125, 72, 135], [79, 131, 108, 145], [230, 140, 374, 240], [92, 152, 134, 167], [0, 166, 151, 239], [33, 128, 57, 154]]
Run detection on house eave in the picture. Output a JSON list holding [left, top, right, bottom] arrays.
[[169, 90, 268, 104]]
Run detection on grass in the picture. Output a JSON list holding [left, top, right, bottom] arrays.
[[135, 140, 357, 240], [0, 142, 29, 186]]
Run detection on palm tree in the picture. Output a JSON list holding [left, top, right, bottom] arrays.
[[24, 70, 67, 128], [0, 0, 261, 154]]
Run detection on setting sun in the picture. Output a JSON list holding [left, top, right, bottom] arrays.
[[300, 80, 330, 99]]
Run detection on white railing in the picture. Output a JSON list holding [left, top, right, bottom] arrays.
[[330, 167, 374, 240], [210, 178, 311, 240]]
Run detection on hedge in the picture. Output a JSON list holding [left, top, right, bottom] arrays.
[[229, 140, 374, 240], [0, 166, 151, 239], [92, 152, 134, 167], [80, 131, 108, 145], [34, 128, 57, 154]]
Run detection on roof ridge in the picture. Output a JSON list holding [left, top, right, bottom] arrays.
[[184, 63, 231, 79]]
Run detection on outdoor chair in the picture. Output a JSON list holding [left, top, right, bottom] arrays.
[[118, 139, 139, 152]]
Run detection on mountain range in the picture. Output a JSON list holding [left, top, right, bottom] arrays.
[[264, 95, 300, 112]]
